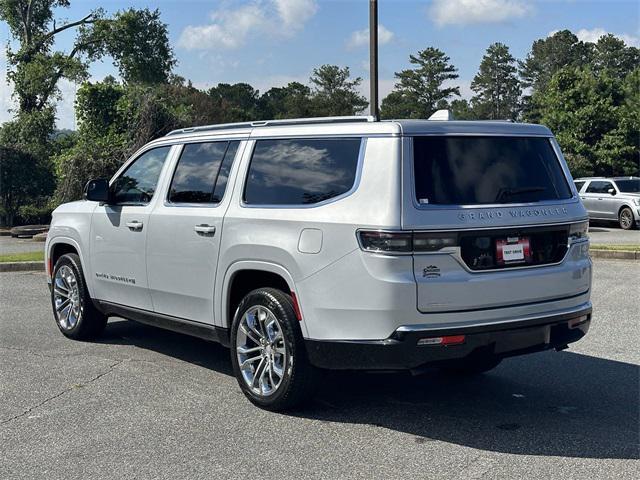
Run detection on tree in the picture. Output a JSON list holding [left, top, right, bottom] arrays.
[[449, 99, 476, 120], [259, 82, 313, 119], [592, 34, 640, 79], [309, 65, 368, 116], [380, 48, 460, 119], [470, 43, 521, 120], [208, 83, 261, 122], [90, 8, 176, 84], [536, 66, 638, 177], [520, 30, 593, 121], [0, 0, 103, 114]]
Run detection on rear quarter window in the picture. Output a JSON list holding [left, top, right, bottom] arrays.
[[413, 136, 572, 205], [244, 138, 361, 205]]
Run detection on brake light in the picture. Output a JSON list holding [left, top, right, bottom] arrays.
[[358, 231, 412, 253], [569, 221, 589, 242], [357, 230, 458, 254]]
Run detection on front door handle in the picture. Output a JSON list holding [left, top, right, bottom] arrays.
[[194, 224, 216, 235], [126, 220, 143, 231]]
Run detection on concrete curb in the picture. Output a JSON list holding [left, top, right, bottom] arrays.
[[0, 261, 45, 272], [590, 249, 639, 260]]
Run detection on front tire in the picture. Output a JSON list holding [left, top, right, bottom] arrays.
[[230, 288, 316, 411], [619, 207, 635, 230], [51, 253, 107, 340]]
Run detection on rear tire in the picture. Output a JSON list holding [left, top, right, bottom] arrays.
[[619, 207, 635, 230], [230, 288, 316, 411], [440, 356, 502, 376], [51, 253, 107, 340]]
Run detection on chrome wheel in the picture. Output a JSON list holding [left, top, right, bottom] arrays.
[[53, 265, 82, 330], [620, 209, 633, 229], [235, 306, 288, 397]]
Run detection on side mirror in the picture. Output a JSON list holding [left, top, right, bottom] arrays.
[[85, 178, 111, 203], [607, 188, 616, 196]]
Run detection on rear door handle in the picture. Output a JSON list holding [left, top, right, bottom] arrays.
[[125, 220, 143, 231], [194, 224, 216, 235]]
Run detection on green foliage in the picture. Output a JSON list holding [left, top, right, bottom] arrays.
[[536, 67, 639, 177], [208, 83, 261, 122], [471, 43, 521, 120], [309, 65, 368, 116], [88, 8, 176, 84], [259, 82, 313, 119], [381, 47, 460, 119]]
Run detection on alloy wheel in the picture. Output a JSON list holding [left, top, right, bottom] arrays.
[[235, 306, 288, 397], [53, 265, 83, 330], [620, 209, 633, 229]]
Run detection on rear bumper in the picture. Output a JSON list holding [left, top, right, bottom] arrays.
[[305, 304, 592, 370]]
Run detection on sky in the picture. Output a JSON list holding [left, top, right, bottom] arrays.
[[1, 0, 639, 129]]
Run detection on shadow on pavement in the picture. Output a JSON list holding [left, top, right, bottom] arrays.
[[100, 318, 640, 460]]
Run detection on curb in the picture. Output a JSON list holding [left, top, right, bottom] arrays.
[[590, 249, 639, 260], [0, 261, 45, 272]]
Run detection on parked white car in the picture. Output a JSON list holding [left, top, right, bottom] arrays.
[[574, 177, 640, 230], [46, 114, 593, 410]]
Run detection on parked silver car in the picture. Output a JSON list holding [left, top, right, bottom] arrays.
[[574, 177, 640, 230], [45, 113, 592, 410]]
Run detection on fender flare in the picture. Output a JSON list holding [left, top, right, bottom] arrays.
[[48, 236, 95, 297], [218, 260, 307, 336]]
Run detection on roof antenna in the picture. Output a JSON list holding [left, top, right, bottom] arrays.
[[369, 0, 379, 121]]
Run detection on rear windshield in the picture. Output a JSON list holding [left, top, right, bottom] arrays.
[[413, 136, 572, 205], [615, 179, 640, 193]]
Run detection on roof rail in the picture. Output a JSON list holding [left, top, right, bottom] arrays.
[[166, 116, 375, 136]]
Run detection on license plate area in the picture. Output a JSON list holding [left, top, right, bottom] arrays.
[[496, 236, 532, 265]]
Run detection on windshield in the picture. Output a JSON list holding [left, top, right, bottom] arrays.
[[413, 136, 572, 205], [615, 179, 640, 193]]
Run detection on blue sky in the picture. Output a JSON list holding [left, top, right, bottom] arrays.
[[1, 0, 639, 129]]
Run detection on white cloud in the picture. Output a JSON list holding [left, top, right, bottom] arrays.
[[347, 24, 395, 49], [574, 27, 639, 47], [273, 0, 317, 29], [429, 0, 532, 26], [178, 0, 318, 51]]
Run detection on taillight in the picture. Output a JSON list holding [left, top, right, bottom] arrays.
[[413, 232, 458, 252], [358, 231, 412, 253], [357, 230, 458, 254], [569, 221, 589, 242]]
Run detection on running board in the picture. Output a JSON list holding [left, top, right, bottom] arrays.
[[94, 300, 230, 347]]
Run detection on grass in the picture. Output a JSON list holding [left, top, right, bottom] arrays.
[[0, 251, 44, 263], [591, 244, 640, 252]]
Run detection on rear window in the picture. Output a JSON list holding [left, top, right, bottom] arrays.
[[413, 136, 572, 205], [244, 138, 361, 205]]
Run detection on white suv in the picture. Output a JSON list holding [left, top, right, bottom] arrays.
[[46, 115, 593, 410]]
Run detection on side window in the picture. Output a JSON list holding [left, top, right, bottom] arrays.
[[112, 147, 171, 205], [574, 181, 585, 192], [586, 181, 613, 194], [168, 141, 239, 204], [244, 138, 361, 205]]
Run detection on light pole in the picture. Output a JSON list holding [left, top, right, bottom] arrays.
[[369, 0, 379, 121]]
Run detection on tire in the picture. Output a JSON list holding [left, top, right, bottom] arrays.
[[618, 207, 635, 230], [51, 253, 107, 340], [440, 356, 502, 376], [230, 288, 316, 411]]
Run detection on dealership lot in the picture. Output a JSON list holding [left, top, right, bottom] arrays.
[[0, 259, 638, 480]]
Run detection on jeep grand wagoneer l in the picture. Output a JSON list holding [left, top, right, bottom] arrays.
[[45, 114, 592, 410]]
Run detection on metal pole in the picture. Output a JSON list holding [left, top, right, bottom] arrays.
[[369, 0, 379, 121]]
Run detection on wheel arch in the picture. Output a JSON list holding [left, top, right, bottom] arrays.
[[47, 237, 95, 297], [220, 261, 306, 335]]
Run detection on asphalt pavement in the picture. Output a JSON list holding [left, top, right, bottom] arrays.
[[588, 224, 640, 245], [0, 259, 638, 480]]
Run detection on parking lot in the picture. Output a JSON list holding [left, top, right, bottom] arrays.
[[0, 259, 639, 480]]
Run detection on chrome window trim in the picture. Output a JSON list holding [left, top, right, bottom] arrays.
[[408, 135, 579, 210], [239, 137, 367, 210]]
